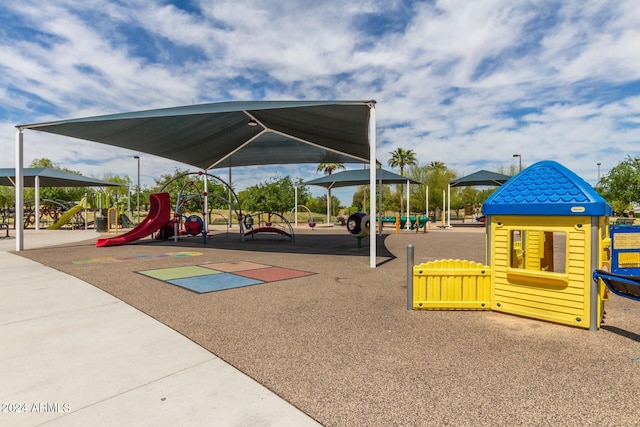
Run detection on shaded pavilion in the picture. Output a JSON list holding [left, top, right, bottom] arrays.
[[0, 168, 122, 230], [303, 168, 422, 231], [449, 170, 512, 188], [444, 169, 512, 227], [14, 100, 380, 267], [0, 168, 122, 188]]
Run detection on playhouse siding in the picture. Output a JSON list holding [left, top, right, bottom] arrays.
[[490, 215, 593, 328]]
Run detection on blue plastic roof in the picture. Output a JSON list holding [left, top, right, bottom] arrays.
[[482, 160, 612, 216]]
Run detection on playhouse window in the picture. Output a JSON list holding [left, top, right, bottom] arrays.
[[510, 230, 566, 273]]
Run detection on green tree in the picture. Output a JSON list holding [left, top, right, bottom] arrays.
[[388, 148, 418, 212], [352, 184, 394, 213], [100, 173, 131, 210], [29, 158, 56, 169], [153, 168, 200, 212], [152, 168, 235, 214], [428, 161, 446, 171], [598, 156, 640, 215], [239, 176, 309, 215], [311, 194, 341, 218], [26, 158, 90, 204], [407, 162, 456, 218], [0, 189, 13, 210], [316, 163, 345, 175]]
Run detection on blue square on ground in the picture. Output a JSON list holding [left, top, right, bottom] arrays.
[[167, 273, 264, 293]]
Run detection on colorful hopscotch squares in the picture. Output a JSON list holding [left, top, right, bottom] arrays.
[[137, 261, 314, 294]]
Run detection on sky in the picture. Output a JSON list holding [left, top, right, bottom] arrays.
[[1, 0, 639, 205]]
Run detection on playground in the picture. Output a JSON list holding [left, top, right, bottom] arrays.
[[11, 224, 640, 426], [8, 102, 640, 424]]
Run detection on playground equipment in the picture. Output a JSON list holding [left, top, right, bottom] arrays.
[[410, 161, 615, 331], [96, 171, 242, 247], [289, 205, 316, 229], [155, 175, 209, 242], [95, 170, 299, 246], [46, 198, 86, 230], [159, 171, 242, 241], [347, 212, 370, 247], [241, 211, 295, 241], [96, 192, 171, 247], [593, 224, 640, 302], [21, 199, 85, 229], [380, 215, 430, 233]]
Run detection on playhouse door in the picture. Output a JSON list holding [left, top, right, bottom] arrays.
[[491, 216, 595, 329]]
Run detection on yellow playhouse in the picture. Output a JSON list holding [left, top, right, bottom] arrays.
[[412, 160, 613, 330]]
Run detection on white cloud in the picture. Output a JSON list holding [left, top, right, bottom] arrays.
[[0, 0, 638, 200]]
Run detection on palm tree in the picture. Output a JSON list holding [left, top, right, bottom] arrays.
[[316, 163, 345, 176], [428, 161, 446, 171], [387, 148, 417, 213], [316, 163, 345, 224]]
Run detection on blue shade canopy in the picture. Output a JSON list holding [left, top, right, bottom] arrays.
[[303, 168, 422, 188], [17, 100, 376, 170], [0, 168, 122, 187], [482, 160, 612, 216]]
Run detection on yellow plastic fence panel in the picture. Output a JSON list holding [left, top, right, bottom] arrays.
[[413, 259, 491, 310]]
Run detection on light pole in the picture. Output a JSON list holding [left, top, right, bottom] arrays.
[[134, 155, 140, 224], [513, 154, 522, 172], [597, 162, 601, 183]]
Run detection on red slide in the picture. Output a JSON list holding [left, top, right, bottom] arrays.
[[96, 192, 171, 247]]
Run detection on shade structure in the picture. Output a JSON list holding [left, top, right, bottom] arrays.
[[303, 168, 421, 188], [14, 100, 379, 267], [1, 168, 122, 231], [304, 168, 422, 233], [0, 168, 122, 188], [449, 170, 511, 187], [17, 100, 375, 170]]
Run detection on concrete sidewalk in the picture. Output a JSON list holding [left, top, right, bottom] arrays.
[[0, 230, 320, 426]]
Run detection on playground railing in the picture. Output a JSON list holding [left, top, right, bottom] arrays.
[[413, 259, 492, 310]]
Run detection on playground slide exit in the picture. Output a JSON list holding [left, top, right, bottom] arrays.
[[46, 197, 87, 230], [96, 192, 171, 247]]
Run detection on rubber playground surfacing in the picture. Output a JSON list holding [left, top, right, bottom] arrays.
[[137, 261, 315, 294], [15, 226, 640, 426]]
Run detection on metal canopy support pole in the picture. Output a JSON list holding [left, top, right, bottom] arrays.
[[447, 183, 451, 227], [34, 175, 40, 230], [426, 185, 429, 228], [442, 189, 445, 227], [228, 167, 232, 227], [326, 186, 332, 226], [135, 156, 140, 225], [203, 170, 208, 233], [378, 169, 382, 236], [369, 104, 377, 268], [15, 129, 24, 251], [294, 186, 298, 228], [407, 244, 414, 309], [406, 178, 410, 230]]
